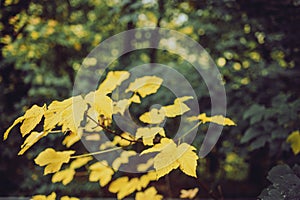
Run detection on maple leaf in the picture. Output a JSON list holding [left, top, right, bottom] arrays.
[[125, 76, 163, 98], [44, 96, 88, 133], [18, 131, 48, 155], [85, 91, 113, 119], [188, 113, 236, 126], [136, 127, 165, 146], [286, 130, 300, 155], [97, 71, 130, 94], [135, 187, 163, 200], [89, 161, 114, 186], [109, 176, 140, 199], [62, 131, 81, 148], [180, 187, 199, 199], [113, 94, 141, 115], [34, 148, 75, 175], [137, 158, 154, 172], [4, 104, 46, 140], [112, 150, 137, 170], [139, 96, 192, 124], [70, 156, 93, 169], [141, 138, 198, 179], [60, 196, 79, 200], [52, 168, 75, 185], [32, 192, 56, 200]]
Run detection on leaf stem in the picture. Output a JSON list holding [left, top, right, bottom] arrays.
[[70, 147, 122, 159], [176, 121, 202, 142]]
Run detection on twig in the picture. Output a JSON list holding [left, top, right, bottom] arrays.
[[86, 114, 137, 143]]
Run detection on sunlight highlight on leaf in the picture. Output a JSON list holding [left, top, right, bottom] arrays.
[[188, 113, 236, 126]]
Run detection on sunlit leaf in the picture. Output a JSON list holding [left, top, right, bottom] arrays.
[[188, 113, 236, 126], [3, 116, 24, 140], [286, 130, 300, 155], [141, 138, 198, 179], [60, 196, 80, 200], [89, 161, 114, 186], [125, 76, 163, 98], [180, 187, 199, 199], [135, 187, 163, 200], [18, 131, 48, 155], [52, 168, 75, 185], [112, 151, 137, 170], [98, 71, 130, 94], [136, 127, 165, 146], [139, 108, 165, 124], [32, 192, 56, 200], [62, 131, 82, 148], [70, 156, 93, 169], [137, 158, 154, 172], [85, 91, 113, 119], [163, 96, 193, 117], [34, 148, 75, 175]]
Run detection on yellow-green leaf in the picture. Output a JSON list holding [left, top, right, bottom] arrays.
[[34, 148, 75, 175], [162, 96, 192, 117], [139, 108, 165, 124], [85, 91, 113, 119], [52, 168, 75, 185], [125, 76, 163, 98], [98, 71, 130, 94], [20, 104, 46, 137], [188, 113, 236, 126], [89, 161, 114, 186], [286, 130, 300, 155], [135, 187, 163, 200], [136, 127, 165, 146]]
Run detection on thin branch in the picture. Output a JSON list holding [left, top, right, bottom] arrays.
[[86, 114, 137, 143], [70, 146, 122, 159]]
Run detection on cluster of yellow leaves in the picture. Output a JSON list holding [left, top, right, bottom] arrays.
[[286, 130, 300, 155], [141, 138, 198, 179], [136, 127, 165, 146], [108, 171, 157, 199], [139, 96, 192, 124], [32, 192, 79, 200], [52, 156, 93, 185], [135, 187, 163, 200], [188, 113, 236, 126]]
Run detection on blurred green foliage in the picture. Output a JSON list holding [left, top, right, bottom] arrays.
[[0, 0, 299, 198]]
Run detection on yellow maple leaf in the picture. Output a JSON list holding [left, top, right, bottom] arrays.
[[141, 138, 198, 179], [70, 156, 93, 169], [137, 171, 157, 190], [135, 187, 163, 200], [18, 131, 48, 155], [34, 148, 75, 175], [136, 127, 165, 146], [188, 113, 236, 126], [62, 131, 81, 148], [44, 96, 88, 133], [109, 176, 129, 193], [112, 150, 137, 170], [180, 187, 199, 199], [113, 94, 141, 115], [32, 192, 56, 200], [4, 104, 46, 140], [52, 168, 75, 185], [97, 71, 130, 94], [162, 96, 193, 117], [89, 161, 114, 186], [85, 91, 113, 119], [286, 130, 300, 155], [60, 196, 80, 200], [125, 76, 163, 98], [137, 158, 154, 172], [139, 108, 165, 124], [112, 132, 135, 147], [20, 104, 46, 137], [139, 96, 192, 124], [109, 176, 140, 199]]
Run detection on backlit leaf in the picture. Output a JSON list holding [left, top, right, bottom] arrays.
[[32, 192, 56, 200], [34, 148, 75, 175], [62, 131, 81, 148], [135, 187, 163, 200], [52, 168, 75, 185], [136, 127, 165, 146], [137, 158, 154, 172], [98, 71, 130, 94], [3, 116, 24, 140], [60, 196, 80, 200], [112, 151, 137, 170], [286, 130, 300, 155], [18, 131, 48, 155], [70, 156, 93, 169], [20, 104, 46, 137], [125, 76, 163, 98], [188, 113, 236, 126], [85, 91, 113, 119], [89, 161, 114, 186], [139, 108, 165, 124], [162, 96, 193, 117]]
